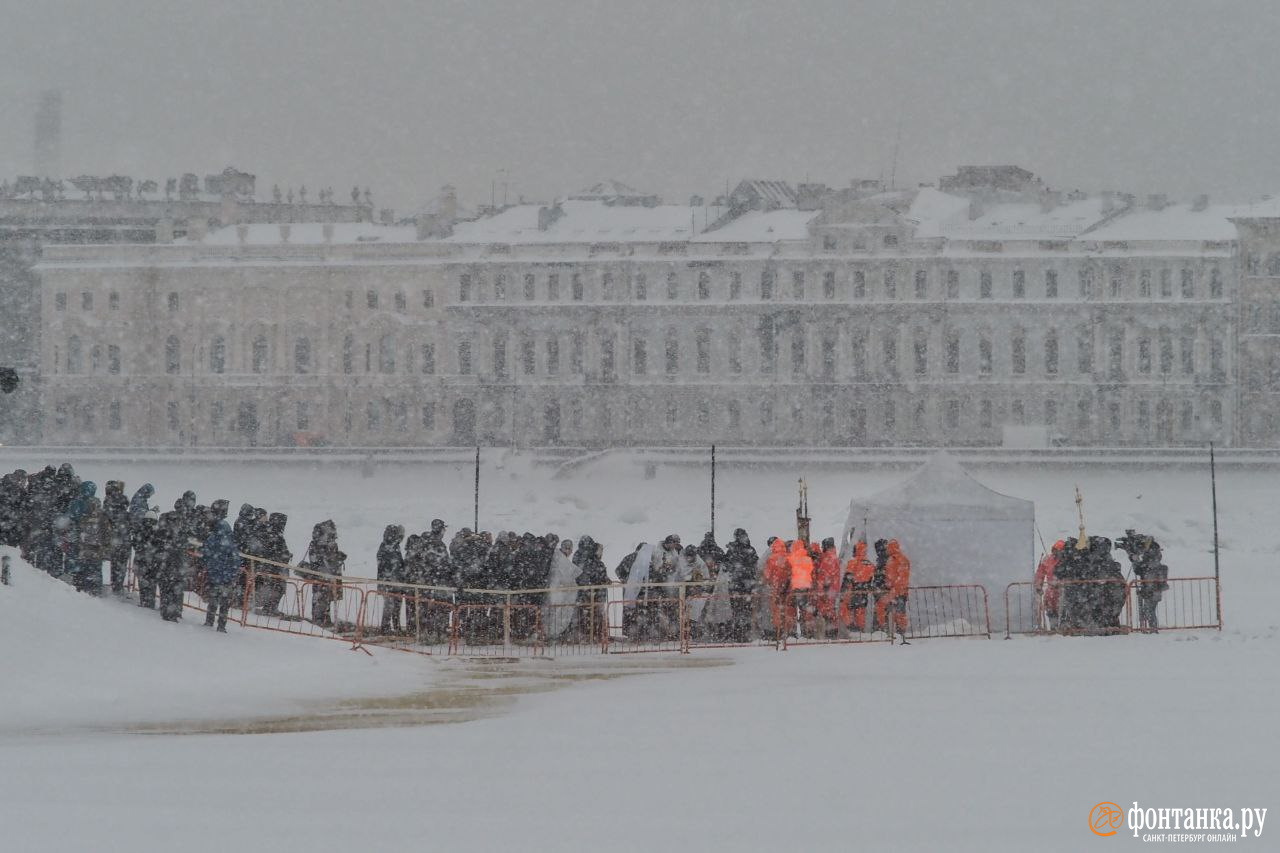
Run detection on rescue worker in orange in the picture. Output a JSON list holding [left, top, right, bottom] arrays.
[[787, 539, 815, 637], [842, 540, 876, 633], [876, 539, 912, 642], [762, 538, 791, 641], [1034, 540, 1065, 630], [812, 537, 842, 638]]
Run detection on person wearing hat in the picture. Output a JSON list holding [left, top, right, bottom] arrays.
[[722, 527, 759, 642], [102, 480, 131, 595], [813, 537, 842, 639], [132, 507, 164, 609], [377, 524, 406, 633]]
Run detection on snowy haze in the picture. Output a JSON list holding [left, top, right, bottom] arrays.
[[5, 0, 1280, 211]]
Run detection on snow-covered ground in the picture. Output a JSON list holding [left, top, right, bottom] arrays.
[[1, 454, 1276, 851]]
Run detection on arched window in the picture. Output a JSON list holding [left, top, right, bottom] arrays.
[[379, 334, 396, 374], [210, 337, 226, 373], [67, 335, 82, 374], [294, 337, 312, 374], [252, 336, 269, 374], [165, 335, 180, 374]]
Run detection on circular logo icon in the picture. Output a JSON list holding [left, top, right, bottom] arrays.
[[1090, 802, 1124, 837]]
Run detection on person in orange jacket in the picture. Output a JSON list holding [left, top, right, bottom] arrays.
[[1034, 540, 1065, 630], [876, 539, 912, 641], [842, 540, 876, 632], [762, 537, 790, 641], [787, 538, 815, 637], [812, 537, 842, 638]]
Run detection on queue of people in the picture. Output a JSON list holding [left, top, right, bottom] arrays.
[[0, 464, 304, 633], [1, 464, 916, 645]]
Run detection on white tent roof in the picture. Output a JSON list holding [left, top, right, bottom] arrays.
[[849, 453, 1033, 522]]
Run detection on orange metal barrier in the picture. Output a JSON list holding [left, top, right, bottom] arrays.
[[900, 584, 992, 640], [684, 592, 786, 648], [1004, 581, 1044, 638], [454, 601, 545, 657], [606, 594, 685, 653], [543, 590, 611, 656], [1133, 576, 1222, 632], [360, 588, 454, 655]]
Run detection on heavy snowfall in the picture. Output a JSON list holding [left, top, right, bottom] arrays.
[[4, 2, 1280, 851]]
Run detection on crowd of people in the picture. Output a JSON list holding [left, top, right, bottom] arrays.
[[1033, 530, 1170, 633], [0, 464, 306, 632], [0, 464, 922, 644]]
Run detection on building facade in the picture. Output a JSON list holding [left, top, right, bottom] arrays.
[[0, 168, 374, 444], [33, 174, 1278, 449]]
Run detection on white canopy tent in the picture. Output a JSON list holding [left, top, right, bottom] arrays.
[[841, 454, 1036, 600]]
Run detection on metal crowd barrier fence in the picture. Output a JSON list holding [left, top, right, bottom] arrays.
[[1132, 576, 1222, 632], [901, 584, 992, 640], [109, 549, 1226, 649]]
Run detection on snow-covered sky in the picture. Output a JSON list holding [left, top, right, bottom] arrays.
[[4, 0, 1280, 213]]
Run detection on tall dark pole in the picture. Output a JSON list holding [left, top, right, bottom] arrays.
[[474, 446, 480, 532], [710, 444, 716, 539], [1210, 441, 1221, 627]]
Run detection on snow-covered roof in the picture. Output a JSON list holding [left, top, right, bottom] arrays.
[[908, 188, 1110, 240], [692, 209, 818, 242], [190, 222, 418, 245], [1082, 203, 1237, 242], [446, 199, 725, 244], [849, 453, 1034, 519]]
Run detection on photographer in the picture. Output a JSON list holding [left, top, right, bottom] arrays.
[[1116, 529, 1169, 632]]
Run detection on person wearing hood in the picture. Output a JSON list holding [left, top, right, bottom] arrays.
[[842, 541, 876, 633], [102, 480, 131, 594], [377, 524, 406, 633], [762, 538, 791, 642], [787, 539, 815, 638], [615, 542, 652, 641], [722, 528, 759, 642], [876, 539, 912, 642], [202, 519, 240, 632], [675, 544, 711, 637], [812, 537, 842, 639], [545, 537, 579, 640], [67, 481, 108, 594], [132, 507, 165, 609], [696, 532, 726, 574], [302, 520, 346, 628], [128, 484, 155, 526], [574, 536, 610, 644], [1034, 540, 1065, 630], [254, 512, 292, 616]]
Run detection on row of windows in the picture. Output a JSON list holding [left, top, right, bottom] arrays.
[[56, 324, 1228, 382], [54, 291, 179, 312], [54, 392, 1225, 444], [454, 264, 1227, 303]]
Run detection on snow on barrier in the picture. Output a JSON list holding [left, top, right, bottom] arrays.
[[900, 584, 992, 640]]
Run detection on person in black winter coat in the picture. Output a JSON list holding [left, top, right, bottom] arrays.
[[302, 520, 345, 628], [101, 480, 131, 594], [377, 524, 406, 633], [573, 536, 610, 642], [132, 508, 165, 609], [254, 512, 292, 615], [723, 528, 759, 642]]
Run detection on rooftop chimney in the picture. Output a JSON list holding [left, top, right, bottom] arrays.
[[538, 202, 564, 231]]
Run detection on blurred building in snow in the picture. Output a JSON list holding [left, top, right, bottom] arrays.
[[29, 171, 1280, 450], [0, 168, 374, 444]]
